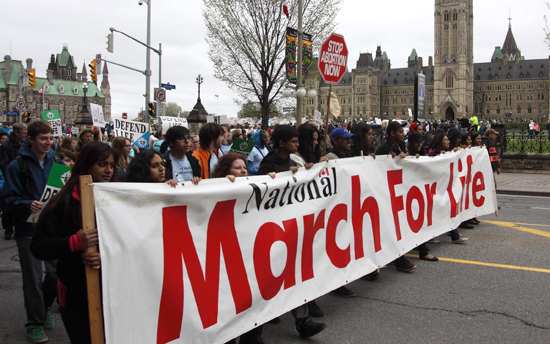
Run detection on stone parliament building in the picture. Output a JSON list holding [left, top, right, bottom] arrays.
[[304, 0, 549, 124], [0, 45, 111, 125]]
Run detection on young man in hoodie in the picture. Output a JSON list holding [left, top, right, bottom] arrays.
[[0, 122, 27, 240], [0, 120, 57, 343], [247, 130, 269, 175], [193, 123, 224, 179], [256, 125, 327, 339]]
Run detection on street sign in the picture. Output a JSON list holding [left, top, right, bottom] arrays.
[[96, 54, 102, 75], [283, 107, 295, 111], [161, 83, 176, 90], [157, 102, 166, 116], [16, 100, 26, 110], [154, 88, 166, 102], [122, 112, 128, 119], [4, 111, 20, 117], [318, 33, 348, 85]]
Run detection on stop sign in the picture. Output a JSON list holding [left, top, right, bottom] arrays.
[[318, 33, 348, 85]]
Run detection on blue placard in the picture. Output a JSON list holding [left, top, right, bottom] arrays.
[[3, 128, 13, 134], [4, 111, 20, 117]]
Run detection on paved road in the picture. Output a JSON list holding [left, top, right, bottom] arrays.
[[1, 195, 549, 343]]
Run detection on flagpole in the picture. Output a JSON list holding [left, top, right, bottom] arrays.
[[296, 0, 303, 126]]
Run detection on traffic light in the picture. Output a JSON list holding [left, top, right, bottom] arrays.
[[22, 112, 30, 123], [28, 69, 36, 89], [148, 102, 155, 117], [89, 60, 97, 83], [106, 33, 114, 53]]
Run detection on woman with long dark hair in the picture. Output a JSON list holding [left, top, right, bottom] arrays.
[[125, 149, 176, 187], [111, 136, 132, 181], [290, 124, 324, 168], [30, 142, 118, 344], [350, 123, 375, 157]]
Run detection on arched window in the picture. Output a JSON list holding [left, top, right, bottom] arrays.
[[444, 10, 449, 22], [60, 102, 65, 111], [496, 106, 500, 114], [445, 72, 454, 89]]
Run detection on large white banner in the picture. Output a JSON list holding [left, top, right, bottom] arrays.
[[94, 148, 497, 344]]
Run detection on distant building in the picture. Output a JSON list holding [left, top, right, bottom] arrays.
[[0, 45, 111, 125], [303, 0, 549, 124]]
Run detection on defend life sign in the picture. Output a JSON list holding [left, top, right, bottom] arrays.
[[28, 162, 71, 223], [318, 33, 348, 85], [40, 110, 62, 136], [113, 118, 149, 149], [93, 148, 497, 344], [159, 116, 188, 135]]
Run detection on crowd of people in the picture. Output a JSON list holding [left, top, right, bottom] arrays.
[[0, 117, 501, 344]]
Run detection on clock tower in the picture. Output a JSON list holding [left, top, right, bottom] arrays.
[[434, 0, 474, 120]]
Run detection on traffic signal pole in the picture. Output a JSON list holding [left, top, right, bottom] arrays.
[[108, 27, 162, 123]]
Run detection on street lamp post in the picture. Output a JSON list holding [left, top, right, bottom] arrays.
[[296, 0, 304, 125], [75, 82, 92, 129]]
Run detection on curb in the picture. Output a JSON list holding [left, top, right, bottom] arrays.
[[497, 189, 550, 197]]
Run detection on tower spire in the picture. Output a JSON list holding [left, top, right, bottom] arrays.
[[508, 7, 512, 28]]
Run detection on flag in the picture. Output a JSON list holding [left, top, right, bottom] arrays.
[[215, 94, 219, 98], [329, 92, 341, 118], [37, 85, 44, 94], [282, 0, 289, 19]]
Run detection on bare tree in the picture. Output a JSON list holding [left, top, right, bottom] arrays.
[[203, 0, 342, 129]]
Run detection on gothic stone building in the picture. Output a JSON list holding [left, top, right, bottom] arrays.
[[0, 45, 111, 125], [304, 0, 549, 124]]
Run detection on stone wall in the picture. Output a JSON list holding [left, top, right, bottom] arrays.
[[501, 153, 550, 173]]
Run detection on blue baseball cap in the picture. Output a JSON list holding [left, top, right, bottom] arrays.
[[330, 127, 355, 141]]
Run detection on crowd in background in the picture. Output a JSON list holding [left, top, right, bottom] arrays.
[[0, 116, 501, 344]]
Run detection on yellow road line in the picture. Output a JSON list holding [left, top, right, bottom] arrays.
[[499, 222, 550, 228], [404, 254, 550, 274], [482, 220, 550, 239]]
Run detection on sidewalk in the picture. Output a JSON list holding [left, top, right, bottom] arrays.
[[496, 172, 550, 197]]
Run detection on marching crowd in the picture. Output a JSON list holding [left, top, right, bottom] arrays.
[[0, 117, 500, 344]]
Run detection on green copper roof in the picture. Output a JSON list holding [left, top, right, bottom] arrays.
[[0, 60, 23, 88], [382, 51, 389, 61], [57, 48, 73, 67], [408, 49, 418, 61], [492, 46, 503, 60], [33, 78, 105, 98]]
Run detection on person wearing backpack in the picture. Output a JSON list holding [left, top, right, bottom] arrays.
[[0, 120, 57, 343]]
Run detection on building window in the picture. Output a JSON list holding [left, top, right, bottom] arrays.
[[43, 101, 49, 110], [497, 106, 500, 114], [528, 105, 532, 114], [539, 106, 543, 114], [74, 102, 79, 111], [445, 72, 454, 89], [517, 105, 521, 114], [60, 102, 65, 111]]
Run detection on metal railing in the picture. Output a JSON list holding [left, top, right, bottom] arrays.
[[504, 130, 550, 153]]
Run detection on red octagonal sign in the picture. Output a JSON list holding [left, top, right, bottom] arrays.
[[318, 33, 348, 85]]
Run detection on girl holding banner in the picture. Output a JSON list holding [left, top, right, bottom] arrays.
[[125, 149, 178, 188], [30, 142, 118, 344]]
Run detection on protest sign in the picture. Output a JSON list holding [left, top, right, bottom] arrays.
[[229, 138, 256, 159], [159, 116, 188, 135], [112, 118, 149, 148], [28, 162, 71, 223], [207, 115, 228, 124], [89, 103, 106, 127], [93, 148, 497, 344], [40, 110, 62, 136]]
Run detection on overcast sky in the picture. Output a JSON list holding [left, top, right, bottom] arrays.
[[2, 0, 548, 120]]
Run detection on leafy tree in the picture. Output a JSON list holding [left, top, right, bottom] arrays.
[[164, 102, 182, 117], [203, 0, 342, 129], [237, 100, 280, 118]]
